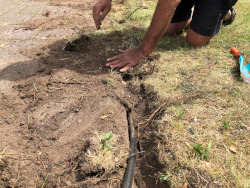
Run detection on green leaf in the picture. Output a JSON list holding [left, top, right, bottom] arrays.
[[159, 174, 171, 185], [193, 144, 209, 161], [232, 89, 239, 96], [207, 141, 212, 150], [100, 131, 113, 150], [104, 131, 113, 140]]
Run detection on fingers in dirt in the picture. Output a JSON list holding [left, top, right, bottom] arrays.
[[119, 49, 127, 53], [120, 64, 132, 72], [106, 59, 126, 67], [110, 61, 128, 68], [107, 54, 125, 62]]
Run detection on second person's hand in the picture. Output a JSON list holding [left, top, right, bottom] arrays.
[[93, 0, 112, 30]]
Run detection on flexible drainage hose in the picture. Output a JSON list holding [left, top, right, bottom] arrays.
[[122, 113, 137, 188]]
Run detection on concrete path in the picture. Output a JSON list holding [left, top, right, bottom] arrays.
[[0, 0, 91, 92]]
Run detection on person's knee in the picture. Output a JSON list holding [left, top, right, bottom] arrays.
[[166, 25, 179, 35], [186, 28, 213, 47], [166, 19, 191, 35], [186, 37, 210, 46], [166, 21, 187, 35]]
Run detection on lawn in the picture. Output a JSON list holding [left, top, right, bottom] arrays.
[[103, 0, 250, 187]]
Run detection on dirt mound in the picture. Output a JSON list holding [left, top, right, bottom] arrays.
[[64, 35, 91, 52], [0, 0, 165, 186], [0, 29, 159, 186], [0, 68, 136, 187]]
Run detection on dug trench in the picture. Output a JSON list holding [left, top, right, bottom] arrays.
[[0, 30, 171, 188]]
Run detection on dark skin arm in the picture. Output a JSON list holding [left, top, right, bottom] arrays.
[[93, 0, 180, 72], [140, 0, 181, 56]]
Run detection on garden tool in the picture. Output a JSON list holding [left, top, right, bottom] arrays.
[[231, 47, 250, 83]]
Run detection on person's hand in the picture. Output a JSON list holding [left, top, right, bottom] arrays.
[[93, 0, 112, 30], [106, 48, 147, 72]]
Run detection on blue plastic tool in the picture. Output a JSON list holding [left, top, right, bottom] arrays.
[[231, 47, 250, 83]]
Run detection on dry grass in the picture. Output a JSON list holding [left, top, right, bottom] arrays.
[[104, 0, 250, 187], [85, 131, 128, 172], [141, 1, 250, 187]]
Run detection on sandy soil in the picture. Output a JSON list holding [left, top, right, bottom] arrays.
[[0, 0, 168, 187]]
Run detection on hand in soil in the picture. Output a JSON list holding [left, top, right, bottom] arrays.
[[106, 48, 147, 72], [93, 0, 111, 29]]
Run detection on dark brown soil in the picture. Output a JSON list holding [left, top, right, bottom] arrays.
[[0, 1, 168, 187]]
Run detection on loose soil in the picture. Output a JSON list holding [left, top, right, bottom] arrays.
[[0, 0, 168, 187]]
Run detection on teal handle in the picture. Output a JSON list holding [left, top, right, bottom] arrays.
[[239, 55, 244, 69], [239, 55, 250, 83]]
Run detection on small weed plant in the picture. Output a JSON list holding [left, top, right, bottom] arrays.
[[232, 89, 239, 96], [222, 121, 230, 130], [193, 141, 212, 161], [158, 173, 171, 186], [100, 131, 113, 150], [179, 110, 185, 119]]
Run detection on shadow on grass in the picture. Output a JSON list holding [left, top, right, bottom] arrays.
[[230, 59, 244, 82], [0, 27, 191, 81]]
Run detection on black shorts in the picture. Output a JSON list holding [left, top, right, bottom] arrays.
[[171, 0, 238, 36]]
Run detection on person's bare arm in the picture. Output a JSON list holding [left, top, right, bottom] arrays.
[[140, 0, 180, 56], [106, 0, 180, 72]]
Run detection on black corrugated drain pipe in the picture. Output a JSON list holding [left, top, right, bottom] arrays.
[[122, 111, 137, 188]]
